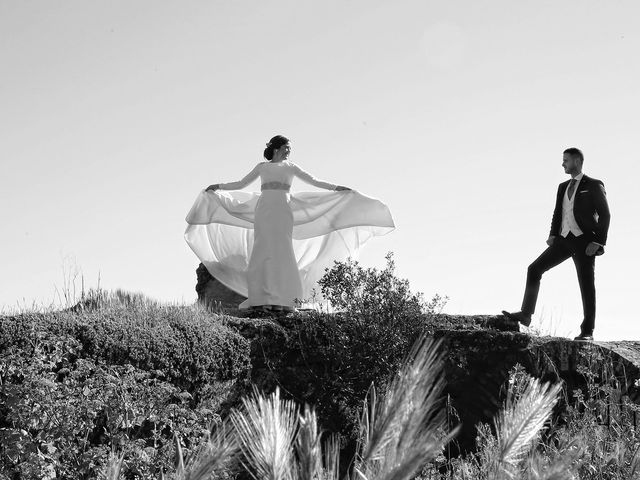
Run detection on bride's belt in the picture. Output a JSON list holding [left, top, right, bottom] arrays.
[[261, 182, 291, 191]]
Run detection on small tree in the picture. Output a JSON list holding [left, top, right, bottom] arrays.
[[317, 252, 447, 344]]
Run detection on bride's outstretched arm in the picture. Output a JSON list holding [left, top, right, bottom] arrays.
[[206, 163, 261, 191], [292, 163, 349, 191]]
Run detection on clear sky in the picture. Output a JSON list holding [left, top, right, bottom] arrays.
[[1, 0, 638, 340]]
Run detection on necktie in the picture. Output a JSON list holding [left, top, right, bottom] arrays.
[[567, 178, 577, 199]]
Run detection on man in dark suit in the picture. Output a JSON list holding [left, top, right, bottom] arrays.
[[503, 148, 611, 341]]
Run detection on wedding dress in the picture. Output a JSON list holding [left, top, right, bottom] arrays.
[[184, 161, 394, 308]]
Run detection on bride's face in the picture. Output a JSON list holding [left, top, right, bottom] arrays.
[[273, 143, 291, 162]]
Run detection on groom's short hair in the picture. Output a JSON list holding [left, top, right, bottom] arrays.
[[563, 147, 584, 164]]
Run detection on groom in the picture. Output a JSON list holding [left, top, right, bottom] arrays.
[[503, 148, 611, 341]]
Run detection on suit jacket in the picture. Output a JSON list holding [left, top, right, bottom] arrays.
[[549, 174, 611, 245]]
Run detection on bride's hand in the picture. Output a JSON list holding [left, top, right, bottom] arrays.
[[335, 186, 351, 191], [205, 184, 220, 192]]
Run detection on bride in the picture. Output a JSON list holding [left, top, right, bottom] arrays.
[[184, 135, 395, 312]]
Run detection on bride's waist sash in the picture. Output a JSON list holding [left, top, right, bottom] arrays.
[[261, 182, 291, 192]]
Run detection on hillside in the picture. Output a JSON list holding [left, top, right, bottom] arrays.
[[1, 294, 639, 479]]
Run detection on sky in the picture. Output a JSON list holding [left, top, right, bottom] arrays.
[[1, 0, 639, 340]]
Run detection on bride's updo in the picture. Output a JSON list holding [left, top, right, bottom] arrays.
[[263, 135, 290, 161]]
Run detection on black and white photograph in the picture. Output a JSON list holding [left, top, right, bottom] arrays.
[[1, 1, 639, 478]]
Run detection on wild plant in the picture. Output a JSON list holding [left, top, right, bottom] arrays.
[[437, 364, 569, 480], [102, 335, 456, 480], [555, 347, 640, 479]]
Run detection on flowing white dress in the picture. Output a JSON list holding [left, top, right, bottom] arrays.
[[184, 161, 394, 308]]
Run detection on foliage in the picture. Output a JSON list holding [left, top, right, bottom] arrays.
[[438, 361, 640, 480], [2, 265, 640, 479], [315, 252, 447, 376], [250, 254, 448, 444], [555, 348, 640, 479], [318, 252, 447, 326], [0, 330, 226, 479], [146, 335, 456, 480], [353, 336, 457, 480], [0, 299, 251, 397]]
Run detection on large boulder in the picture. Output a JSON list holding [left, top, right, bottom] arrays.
[[195, 263, 246, 308]]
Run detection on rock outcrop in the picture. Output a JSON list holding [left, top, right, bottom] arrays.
[[434, 328, 640, 452], [193, 267, 640, 453], [223, 311, 640, 454], [195, 263, 246, 308]]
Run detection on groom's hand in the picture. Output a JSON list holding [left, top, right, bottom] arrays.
[[546, 235, 556, 247], [205, 184, 219, 192], [585, 242, 603, 256]]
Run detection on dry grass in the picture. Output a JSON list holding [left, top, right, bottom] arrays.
[[492, 377, 562, 477], [167, 426, 238, 480], [231, 388, 298, 480], [354, 336, 457, 480]]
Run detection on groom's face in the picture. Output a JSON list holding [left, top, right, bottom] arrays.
[[562, 153, 580, 175]]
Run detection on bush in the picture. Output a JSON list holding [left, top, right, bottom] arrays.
[[0, 302, 251, 398], [0, 330, 223, 479], [316, 252, 447, 366], [249, 254, 448, 445]]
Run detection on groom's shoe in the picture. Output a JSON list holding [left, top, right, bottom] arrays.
[[501, 310, 532, 327], [573, 333, 594, 342]]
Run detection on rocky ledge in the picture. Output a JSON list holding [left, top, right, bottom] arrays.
[[220, 310, 640, 453]]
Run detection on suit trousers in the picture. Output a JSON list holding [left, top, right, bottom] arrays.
[[521, 232, 596, 334]]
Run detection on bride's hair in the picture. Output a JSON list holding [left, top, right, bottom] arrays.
[[263, 135, 290, 161]]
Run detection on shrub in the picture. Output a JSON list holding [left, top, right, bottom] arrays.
[[0, 330, 222, 479], [0, 302, 251, 398], [248, 254, 448, 445], [315, 252, 447, 368]]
